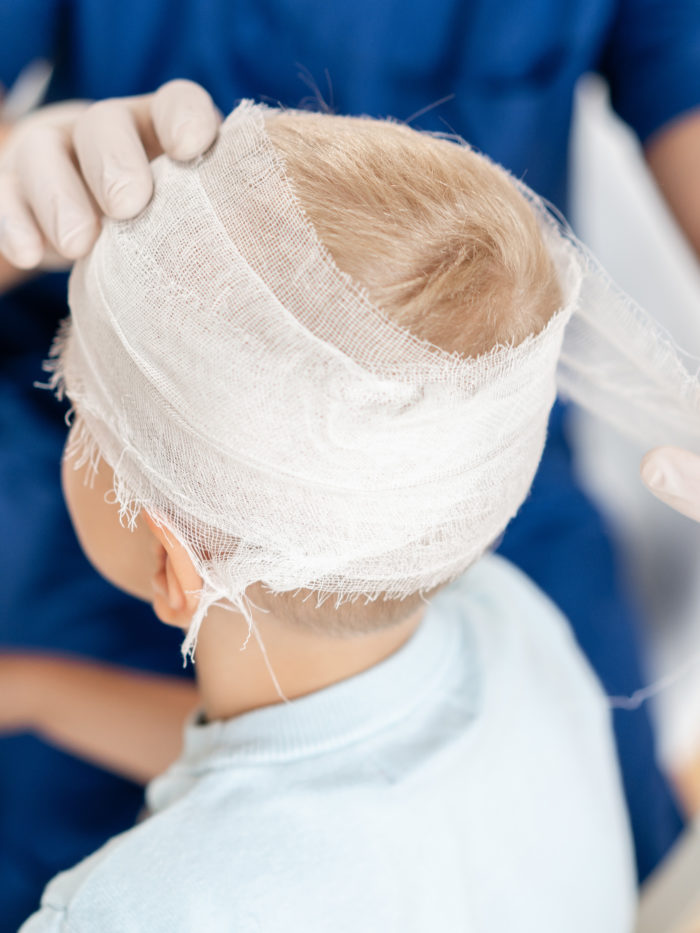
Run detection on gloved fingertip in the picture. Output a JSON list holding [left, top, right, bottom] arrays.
[[103, 174, 153, 220], [6, 240, 44, 269], [1, 225, 44, 268], [640, 454, 666, 493], [639, 450, 700, 523], [58, 225, 98, 259], [167, 114, 219, 161]]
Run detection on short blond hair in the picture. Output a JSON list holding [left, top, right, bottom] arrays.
[[266, 110, 561, 355], [253, 110, 562, 635]]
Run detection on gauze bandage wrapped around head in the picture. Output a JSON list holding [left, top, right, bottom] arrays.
[[48, 101, 700, 660]]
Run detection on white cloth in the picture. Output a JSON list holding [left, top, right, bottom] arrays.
[[20, 555, 636, 933], [53, 101, 700, 664]]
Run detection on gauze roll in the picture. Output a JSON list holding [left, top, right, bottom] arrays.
[[47, 101, 700, 659]]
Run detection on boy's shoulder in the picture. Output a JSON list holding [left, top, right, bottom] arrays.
[[22, 794, 283, 932], [22, 778, 412, 933], [445, 552, 586, 662], [440, 552, 609, 715], [453, 551, 569, 627], [21, 554, 623, 933]]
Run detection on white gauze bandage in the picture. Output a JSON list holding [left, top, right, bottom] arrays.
[[48, 101, 700, 660]]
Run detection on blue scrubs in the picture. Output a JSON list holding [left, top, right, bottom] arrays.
[[2, 0, 699, 925]]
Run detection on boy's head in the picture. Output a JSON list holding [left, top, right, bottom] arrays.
[[263, 110, 561, 356], [57, 101, 569, 650]]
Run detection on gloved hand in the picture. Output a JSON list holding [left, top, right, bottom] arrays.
[[641, 447, 700, 521], [0, 79, 219, 270]]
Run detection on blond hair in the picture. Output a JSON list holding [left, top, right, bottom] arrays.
[[254, 110, 562, 634], [266, 110, 561, 355]]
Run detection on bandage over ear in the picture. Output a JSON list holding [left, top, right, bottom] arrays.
[[47, 101, 700, 659]]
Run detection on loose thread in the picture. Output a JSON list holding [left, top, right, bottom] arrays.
[[608, 649, 700, 711], [218, 591, 289, 704], [250, 621, 290, 705]]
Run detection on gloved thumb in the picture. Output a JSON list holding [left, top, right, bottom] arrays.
[[641, 446, 700, 522]]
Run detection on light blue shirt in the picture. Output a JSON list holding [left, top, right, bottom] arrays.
[[21, 555, 636, 932]]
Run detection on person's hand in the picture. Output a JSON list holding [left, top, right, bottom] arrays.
[[641, 447, 700, 521], [0, 79, 219, 271]]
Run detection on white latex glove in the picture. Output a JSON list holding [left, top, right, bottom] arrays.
[[641, 447, 700, 522], [0, 79, 219, 270]]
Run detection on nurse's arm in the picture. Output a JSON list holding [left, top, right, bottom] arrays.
[[646, 107, 700, 258], [0, 653, 200, 783]]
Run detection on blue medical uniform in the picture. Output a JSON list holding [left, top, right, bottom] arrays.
[[2, 0, 699, 925]]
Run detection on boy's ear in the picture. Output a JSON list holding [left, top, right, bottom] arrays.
[[143, 513, 202, 628]]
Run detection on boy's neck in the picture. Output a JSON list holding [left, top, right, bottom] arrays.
[[193, 601, 424, 722]]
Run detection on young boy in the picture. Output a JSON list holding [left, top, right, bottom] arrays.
[[20, 102, 636, 931]]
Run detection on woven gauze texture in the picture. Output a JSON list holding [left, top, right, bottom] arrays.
[[49, 101, 700, 656]]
